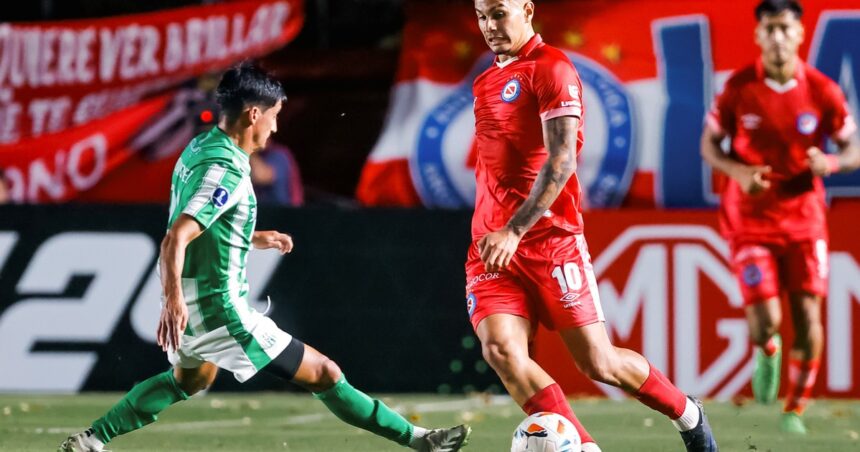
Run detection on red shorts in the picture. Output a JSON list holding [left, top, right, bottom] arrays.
[[465, 231, 604, 332], [731, 237, 829, 306]]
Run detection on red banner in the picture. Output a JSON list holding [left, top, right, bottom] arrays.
[[534, 200, 860, 399], [0, 0, 304, 203], [358, 0, 860, 208]]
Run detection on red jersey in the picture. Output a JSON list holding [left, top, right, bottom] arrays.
[[471, 34, 585, 241], [707, 59, 856, 243]]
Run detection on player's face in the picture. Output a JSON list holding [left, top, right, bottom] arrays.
[[251, 100, 282, 152], [475, 0, 534, 56], [755, 11, 804, 67]]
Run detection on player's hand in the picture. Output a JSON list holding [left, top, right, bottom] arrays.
[[807, 146, 834, 177], [157, 296, 188, 353], [734, 165, 771, 195], [477, 227, 522, 272], [253, 230, 293, 254]]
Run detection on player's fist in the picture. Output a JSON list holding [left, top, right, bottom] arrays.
[[734, 165, 771, 195], [478, 227, 522, 272], [252, 230, 293, 254], [807, 147, 839, 177]]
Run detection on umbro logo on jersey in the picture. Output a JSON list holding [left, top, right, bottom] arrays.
[[212, 187, 229, 208], [797, 113, 819, 135], [741, 114, 761, 130], [501, 79, 521, 102], [568, 84, 579, 98]]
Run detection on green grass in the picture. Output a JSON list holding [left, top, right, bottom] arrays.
[[0, 393, 858, 451]]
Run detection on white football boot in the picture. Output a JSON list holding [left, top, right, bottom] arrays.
[[57, 428, 105, 452], [416, 424, 472, 452]]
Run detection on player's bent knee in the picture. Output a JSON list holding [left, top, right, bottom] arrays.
[[319, 359, 342, 387], [303, 358, 342, 393], [575, 354, 618, 385], [175, 366, 217, 396], [482, 340, 527, 375]]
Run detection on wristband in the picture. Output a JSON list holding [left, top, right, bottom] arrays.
[[825, 154, 841, 175]]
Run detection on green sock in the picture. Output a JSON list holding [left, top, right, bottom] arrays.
[[91, 369, 189, 443], [313, 375, 414, 446]]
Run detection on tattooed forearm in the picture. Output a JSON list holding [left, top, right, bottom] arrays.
[[506, 116, 579, 236]]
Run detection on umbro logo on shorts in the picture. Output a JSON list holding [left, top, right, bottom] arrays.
[[560, 292, 581, 309]]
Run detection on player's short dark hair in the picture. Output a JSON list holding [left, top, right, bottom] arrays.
[[755, 0, 803, 20], [215, 63, 287, 123]]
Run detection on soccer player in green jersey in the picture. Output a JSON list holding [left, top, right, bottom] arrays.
[[59, 64, 470, 452]]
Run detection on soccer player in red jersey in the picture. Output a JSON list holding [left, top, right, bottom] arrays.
[[468, 1, 718, 451], [701, 0, 860, 434]]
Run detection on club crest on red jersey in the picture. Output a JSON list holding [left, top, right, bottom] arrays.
[[466, 293, 477, 317], [797, 113, 819, 135], [742, 263, 762, 286], [501, 79, 521, 102]]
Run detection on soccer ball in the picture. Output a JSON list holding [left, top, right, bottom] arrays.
[[511, 412, 581, 452]]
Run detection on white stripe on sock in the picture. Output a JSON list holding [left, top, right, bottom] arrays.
[[672, 398, 700, 432]]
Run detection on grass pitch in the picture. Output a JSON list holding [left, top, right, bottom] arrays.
[[0, 393, 858, 451]]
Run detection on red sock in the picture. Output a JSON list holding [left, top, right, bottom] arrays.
[[634, 363, 687, 419], [523, 383, 595, 444], [762, 337, 780, 357], [784, 358, 820, 414]]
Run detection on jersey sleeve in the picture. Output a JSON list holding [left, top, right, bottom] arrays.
[[533, 56, 583, 121], [820, 81, 857, 143], [179, 163, 245, 229], [706, 80, 738, 137]]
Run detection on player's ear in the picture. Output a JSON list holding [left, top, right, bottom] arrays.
[[247, 105, 261, 125], [796, 20, 805, 45], [523, 1, 534, 23], [753, 21, 764, 49]]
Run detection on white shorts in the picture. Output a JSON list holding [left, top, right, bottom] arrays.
[[168, 310, 293, 383]]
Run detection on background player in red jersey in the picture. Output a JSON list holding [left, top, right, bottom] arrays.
[[701, 0, 860, 435], [468, 1, 718, 451]]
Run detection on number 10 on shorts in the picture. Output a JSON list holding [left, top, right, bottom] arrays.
[[552, 262, 581, 294]]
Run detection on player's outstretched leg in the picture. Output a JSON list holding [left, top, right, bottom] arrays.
[[561, 323, 718, 452], [745, 298, 783, 405], [476, 314, 600, 451], [57, 364, 216, 452], [281, 341, 470, 451]]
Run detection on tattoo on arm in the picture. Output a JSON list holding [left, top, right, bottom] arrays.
[[506, 116, 579, 236]]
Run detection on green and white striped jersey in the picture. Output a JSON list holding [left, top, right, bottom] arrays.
[[167, 127, 257, 336]]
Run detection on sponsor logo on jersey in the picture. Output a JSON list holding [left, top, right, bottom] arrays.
[[176, 161, 193, 184], [568, 84, 579, 98], [212, 187, 229, 208], [797, 113, 819, 135], [466, 293, 477, 317], [742, 263, 763, 286], [467, 272, 500, 290], [741, 113, 761, 130], [501, 79, 521, 102]]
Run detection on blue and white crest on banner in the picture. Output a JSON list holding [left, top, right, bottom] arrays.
[[411, 51, 634, 208]]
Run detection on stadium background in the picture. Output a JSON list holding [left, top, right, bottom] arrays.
[[1, 0, 860, 407]]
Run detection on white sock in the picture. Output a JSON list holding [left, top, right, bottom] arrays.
[[408, 426, 429, 449], [581, 441, 602, 452], [671, 397, 701, 432]]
